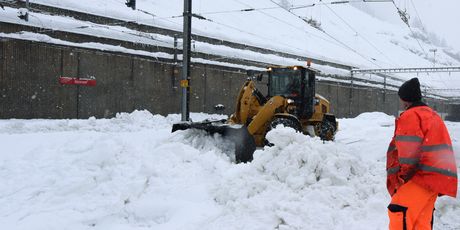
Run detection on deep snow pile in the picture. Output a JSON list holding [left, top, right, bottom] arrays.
[[0, 111, 459, 229]]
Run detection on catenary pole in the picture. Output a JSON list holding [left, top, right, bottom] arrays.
[[25, 0, 29, 21], [181, 0, 192, 121]]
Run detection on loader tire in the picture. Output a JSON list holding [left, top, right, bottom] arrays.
[[264, 117, 302, 147], [269, 117, 302, 132], [319, 119, 336, 141]]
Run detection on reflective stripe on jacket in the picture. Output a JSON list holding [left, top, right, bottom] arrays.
[[386, 105, 458, 197]]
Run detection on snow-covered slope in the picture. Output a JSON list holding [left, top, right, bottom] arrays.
[[1, 0, 459, 96], [0, 111, 459, 229]]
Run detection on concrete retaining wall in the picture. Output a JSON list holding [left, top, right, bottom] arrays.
[[446, 104, 460, 121], [0, 38, 451, 120]]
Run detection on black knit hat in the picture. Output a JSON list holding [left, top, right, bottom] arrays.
[[398, 78, 422, 102]]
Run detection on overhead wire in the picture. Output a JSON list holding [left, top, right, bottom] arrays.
[[235, 0, 340, 45], [157, 0, 381, 72], [189, 6, 283, 16], [115, 5, 216, 42], [289, 0, 393, 10], [106, 2, 341, 68], [181, 0, 358, 57], [270, 0, 443, 90], [155, 1, 364, 19], [111, 2, 321, 65], [103, 1, 388, 28], [390, 0, 427, 56], [321, 2, 399, 67], [138, 0, 394, 19], [406, 0, 450, 90], [408, 0, 426, 32], [265, 0, 382, 68], [144, 2, 319, 58], [3, 2, 308, 57], [187, 13, 319, 57], [388, 0, 452, 95]]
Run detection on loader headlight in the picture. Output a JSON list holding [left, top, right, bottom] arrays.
[[314, 98, 320, 105], [287, 99, 295, 104]]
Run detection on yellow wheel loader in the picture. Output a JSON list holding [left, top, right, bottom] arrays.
[[172, 66, 338, 163]]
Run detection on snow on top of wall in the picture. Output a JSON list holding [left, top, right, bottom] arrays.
[[2, 0, 460, 96]]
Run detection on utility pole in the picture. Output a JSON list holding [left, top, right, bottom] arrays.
[[25, 0, 29, 21], [429, 48, 437, 67], [349, 68, 354, 117], [125, 0, 136, 10], [18, 0, 29, 21], [171, 35, 179, 92], [181, 0, 192, 121]]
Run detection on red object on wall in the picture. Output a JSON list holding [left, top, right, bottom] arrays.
[[59, 77, 96, 86]]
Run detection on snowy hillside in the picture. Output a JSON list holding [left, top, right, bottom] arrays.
[[1, 0, 459, 96], [0, 111, 459, 229]]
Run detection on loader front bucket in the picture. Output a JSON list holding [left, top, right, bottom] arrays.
[[172, 120, 256, 163]]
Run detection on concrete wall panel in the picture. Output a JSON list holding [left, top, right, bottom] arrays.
[[153, 62, 179, 115], [336, 86, 351, 118], [190, 65, 206, 113], [204, 67, 224, 114], [384, 92, 400, 117], [77, 52, 134, 118], [0, 38, 454, 120], [0, 40, 75, 119], [132, 58, 154, 111]]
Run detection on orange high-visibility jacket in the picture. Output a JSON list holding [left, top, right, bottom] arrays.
[[387, 104, 458, 197]]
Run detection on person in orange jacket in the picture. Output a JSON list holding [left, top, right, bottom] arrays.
[[386, 77, 457, 230]]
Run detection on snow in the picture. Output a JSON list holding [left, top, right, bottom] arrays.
[[0, 31, 175, 60], [1, 2, 460, 226], [1, 0, 460, 97], [0, 111, 459, 229]]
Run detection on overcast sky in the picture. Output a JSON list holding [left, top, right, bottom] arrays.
[[412, 0, 460, 51]]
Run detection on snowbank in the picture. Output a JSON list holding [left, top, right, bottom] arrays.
[[0, 111, 459, 229]]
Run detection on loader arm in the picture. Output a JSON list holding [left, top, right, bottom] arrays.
[[247, 95, 286, 135], [228, 80, 267, 125], [230, 81, 255, 124]]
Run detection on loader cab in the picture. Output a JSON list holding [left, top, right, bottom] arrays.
[[267, 66, 316, 119]]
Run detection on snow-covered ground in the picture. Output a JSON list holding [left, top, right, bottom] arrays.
[[0, 111, 459, 229]]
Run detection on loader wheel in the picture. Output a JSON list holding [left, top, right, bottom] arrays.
[[264, 117, 301, 147], [269, 117, 302, 132], [319, 119, 336, 141]]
